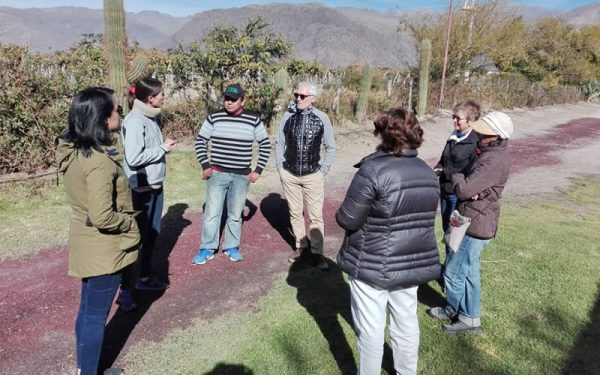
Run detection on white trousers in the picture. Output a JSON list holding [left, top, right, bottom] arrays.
[[349, 277, 419, 375]]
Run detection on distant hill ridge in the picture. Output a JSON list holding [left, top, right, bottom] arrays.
[[0, 3, 598, 68]]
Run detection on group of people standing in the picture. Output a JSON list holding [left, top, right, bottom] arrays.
[[335, 100, 513, 374], [57, 76, 512, 374]]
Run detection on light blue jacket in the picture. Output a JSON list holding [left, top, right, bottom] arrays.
[[121, 99, 167, 190]]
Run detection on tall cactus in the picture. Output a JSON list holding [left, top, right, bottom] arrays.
[[271, 67, 290, 136], [355, 62, 372, 123], [103, 0, 127, 109], [103, 0, 147, 110], [417, 39, 431, 117]]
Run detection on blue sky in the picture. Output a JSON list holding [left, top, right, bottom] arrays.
[[0, 0, 596, 16]]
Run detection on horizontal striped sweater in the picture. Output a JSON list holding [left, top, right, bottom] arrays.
[[195, 109, 271, 174]]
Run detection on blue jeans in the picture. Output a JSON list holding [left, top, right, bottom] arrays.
[[200, 171, 250, 250], [75, 272, 121, 375], [443, 235, 490, 327], [132, 188, 163, 278], [440, 192, 458, 233]]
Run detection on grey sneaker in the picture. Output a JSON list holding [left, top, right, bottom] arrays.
[[443, 320, 482, 334], [427, 307, 452, 321]]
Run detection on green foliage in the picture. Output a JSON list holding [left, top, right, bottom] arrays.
[[0, 41, 106, 173], [172, 17, 291, 128], [285, 59, 323, 78], [406, 1, 600, 90], [583, 79, 600, 101]]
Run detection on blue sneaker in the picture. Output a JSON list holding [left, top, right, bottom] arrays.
[[224, 247, 243, 262], [192, 248, 214, 265]]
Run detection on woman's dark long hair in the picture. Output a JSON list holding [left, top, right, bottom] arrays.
[[127, 76, 163, 110], [61, 87, 115, 157], [374, 108, 423, 155]]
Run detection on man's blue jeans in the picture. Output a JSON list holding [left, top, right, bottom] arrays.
[[200, 171, 250, 250], [440, 192, 458, 233], [132, 187, 163, 278], [443, 235, 490, 327], [75, 272, 121, 375]]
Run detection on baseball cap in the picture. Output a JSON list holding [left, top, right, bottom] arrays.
[[471, 111, 514, 139], [222, 83, 245, 100]]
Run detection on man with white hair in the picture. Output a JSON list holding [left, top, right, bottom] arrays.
[[275, 81, 336, 270]]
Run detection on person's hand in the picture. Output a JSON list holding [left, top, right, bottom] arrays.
[[202, 168, 213, 180], [163, 138, 176, 152], [247, 171, 260, 183]]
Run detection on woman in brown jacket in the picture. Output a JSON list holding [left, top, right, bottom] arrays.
[[428, 111, 513, 334], [56, 87, 139, 375]]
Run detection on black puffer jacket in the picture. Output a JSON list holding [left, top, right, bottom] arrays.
[[336, 149, 441, 290], [435, 130, 479, 194]]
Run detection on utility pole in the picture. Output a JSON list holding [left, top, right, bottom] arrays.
[[439, 0, 454, 108], [463, 0, 475, 82]]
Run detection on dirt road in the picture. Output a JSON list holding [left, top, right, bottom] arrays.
[[1, 103, 599, 374]]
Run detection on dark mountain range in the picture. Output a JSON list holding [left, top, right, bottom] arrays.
[[0, 6, 190, 51], [164, 3, 418, 68], [0, 3, 598, 68]]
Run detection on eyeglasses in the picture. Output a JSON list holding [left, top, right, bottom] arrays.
[[452, 114, 467, 121], [224, 96, 240, 102], [294, 93, 313, 100], [116, 105, 123, 117]]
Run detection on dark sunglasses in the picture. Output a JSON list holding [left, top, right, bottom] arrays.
[[293, 93, 313, 100], [224, 96, 240, 102], [117, 105, 123, 117], [452, 114, 466, 121]]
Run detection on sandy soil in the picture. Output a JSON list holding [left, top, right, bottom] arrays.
[[0, 102, 599, 374]]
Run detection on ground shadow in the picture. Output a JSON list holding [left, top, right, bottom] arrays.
[[154, 203, 192, 282], [99, 289, 166, 370], [99, 203, 190, 370], [260, 192, 294, 249], [563, 282, 600, 374], [285, 260, 397, 374], [417, 281, 446, 308], [203, 362, 254, 375]]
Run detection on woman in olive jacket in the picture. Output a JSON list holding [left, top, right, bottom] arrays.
[[336, 108, 440, 375], [56, 87, 139, 375]]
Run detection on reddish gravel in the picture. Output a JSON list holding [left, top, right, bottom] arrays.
[[1, 117, 599, 374]]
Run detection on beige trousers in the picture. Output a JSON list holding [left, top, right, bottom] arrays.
[[279, 168, 325, 254]]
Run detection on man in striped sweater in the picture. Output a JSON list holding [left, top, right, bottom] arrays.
[[192, 83, 271, 264]]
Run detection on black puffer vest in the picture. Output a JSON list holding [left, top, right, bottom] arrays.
[[282, 108, 324, 176]]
